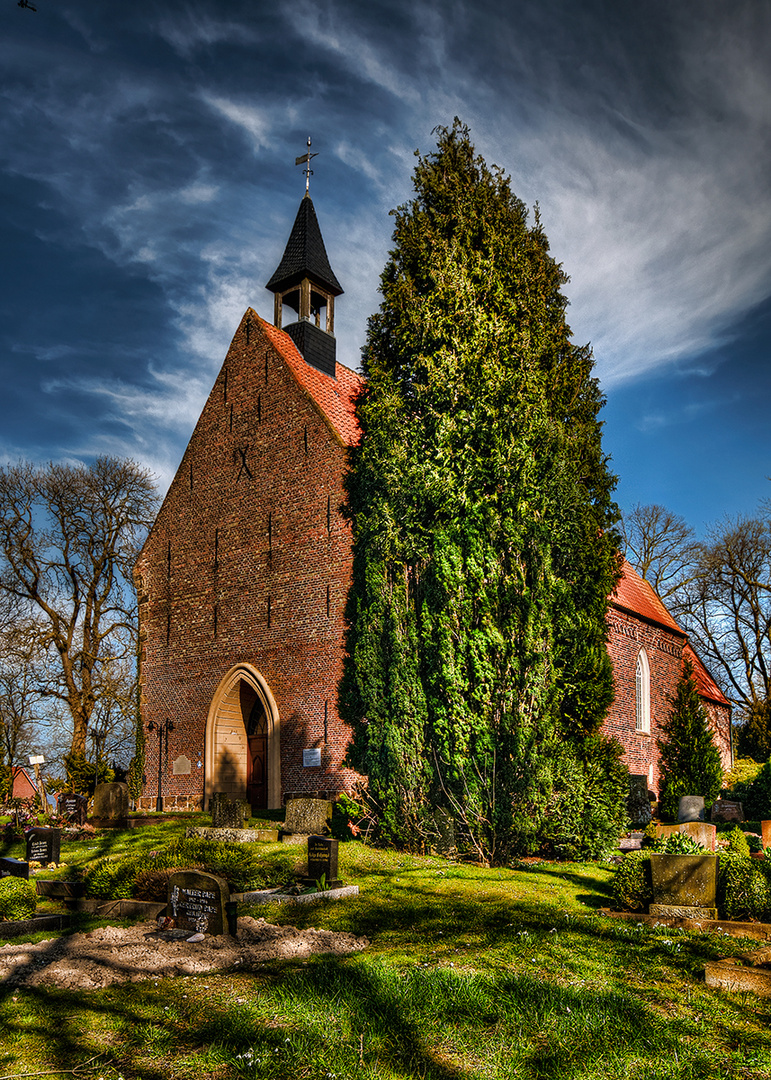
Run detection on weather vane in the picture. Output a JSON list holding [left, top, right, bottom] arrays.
[[295, 137, 318, 194]]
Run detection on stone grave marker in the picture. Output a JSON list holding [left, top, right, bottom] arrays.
[[303, 835, 342, 889], [92, 782, 129, 825], [284, 797, 332, 836], [649, 852, 718, 918], [711, 799, 744, 823], [678, 795, 705, 822], [57, 792, 88, 825], [652, 821, 717, 851], [167, 870, 230, 936], [0, 857, 29, 880], [25, 827, 61, 865], [210, 792, 250, 829], [628, 774, 652, 827]]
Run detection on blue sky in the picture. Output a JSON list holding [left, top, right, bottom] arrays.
[[1, 0, 770, 537]]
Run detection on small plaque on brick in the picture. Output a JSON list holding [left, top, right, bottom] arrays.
[[167, 870, 229, 936], [303, 748, 322, 767], [25, 827, 61, 866], [172, 755, 192, 776]]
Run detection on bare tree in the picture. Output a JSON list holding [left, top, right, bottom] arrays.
[[621, 503, 700, 604], [0, 457, 158, 770], [679, 514, 771, 714]]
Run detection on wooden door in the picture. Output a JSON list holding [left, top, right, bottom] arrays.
[[246, 699, 268, 809]]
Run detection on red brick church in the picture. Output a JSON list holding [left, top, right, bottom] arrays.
[[133, 193, 731, 812]]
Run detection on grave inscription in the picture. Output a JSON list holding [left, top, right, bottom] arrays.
[[25, 827, 61, 865], [167, 870, 229, 936], [304, 835, 342, 889]]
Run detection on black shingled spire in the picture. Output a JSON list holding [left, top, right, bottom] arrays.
[[266, 195, 342, 297], [266, 194, 343, 377]]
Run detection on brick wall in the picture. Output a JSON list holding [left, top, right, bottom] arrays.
[[134, 309, 360, 810], [604, 607, 733, 794]]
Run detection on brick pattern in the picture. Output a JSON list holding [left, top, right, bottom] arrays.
[[134, 310, 360, 809]]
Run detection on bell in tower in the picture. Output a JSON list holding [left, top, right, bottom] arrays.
[[265, 140, 343, 378]]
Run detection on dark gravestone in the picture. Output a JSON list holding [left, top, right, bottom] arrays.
[[0, 857, 29, 880], [304, 835, 342, 889], [92, 782, 129, 825], [711, 799, 744, 823], [167, 870, 229, 936], [628, 774, 653, 827], [25, 827, 61, 865], [57, 792, 88, 825]]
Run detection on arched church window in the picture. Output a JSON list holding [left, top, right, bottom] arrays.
[[635, 648, 651, 734]]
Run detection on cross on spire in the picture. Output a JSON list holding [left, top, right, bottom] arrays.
[[295, 137, 318, 194]]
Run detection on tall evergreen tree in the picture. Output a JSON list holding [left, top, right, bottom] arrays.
[[657, 658, 724, 821], [340, 121, 622, 860]]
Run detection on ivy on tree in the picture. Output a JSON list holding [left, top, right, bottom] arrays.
[[657, 657, 724, 821], [340, 121, 623, 861]]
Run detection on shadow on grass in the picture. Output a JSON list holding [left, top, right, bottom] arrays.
[[3, 940, 770, 1080]]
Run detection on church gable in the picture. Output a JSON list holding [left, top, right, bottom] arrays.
[[135, 305, 361, 810]]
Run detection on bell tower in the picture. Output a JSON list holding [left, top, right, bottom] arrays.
[[265, 141, 343, 377]]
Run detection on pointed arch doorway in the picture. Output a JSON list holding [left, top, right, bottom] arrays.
[[204, 664, 281, 811]]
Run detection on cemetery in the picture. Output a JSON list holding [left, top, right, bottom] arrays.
[[1, 782, 771, 1077]]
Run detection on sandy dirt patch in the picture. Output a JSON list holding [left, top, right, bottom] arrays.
[[0, 917, 368, 989]]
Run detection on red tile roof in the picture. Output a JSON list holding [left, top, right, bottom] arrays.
[[611, 559, 683, 635], [259, 315, 362, 447], [683, 641, 729, 706]]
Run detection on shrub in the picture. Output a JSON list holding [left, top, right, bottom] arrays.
[[0, 877, 37, 921], [718, 852, 771, 921], [84, 839, 300, 898], [641, 822, 660, 849], [331, 793, 367, 841], [657, 659, 724, 821], [738, 758, 771, 821], [723, 826, 751, 858], [657, 832, 709, 854], [724, 757, 763, 792], [612, 851, 653, 911], [540, 736, 631, 862], [85, 856, 139, 899]]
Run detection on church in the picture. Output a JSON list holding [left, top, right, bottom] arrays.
[[133, 188, 732, 812]]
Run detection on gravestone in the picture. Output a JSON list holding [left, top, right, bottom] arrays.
[[57, 792, 88, 825], [284, 798, 332, 836], [210, 792, 250, 828], [649, 853, 718, 918], [92, 782, 129, 825], [678, 795, 705, 823], [652, 821, 717, 851], [167, 870, 230, 936], [0, 857, 29, 880], [25, 827, 61, 865], [711, 799, 744, 823], [627, 774, 653, 827], [303, 835, 342, 889]]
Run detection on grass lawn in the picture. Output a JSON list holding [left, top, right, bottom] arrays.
[[1, 833, 770, 1079]]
